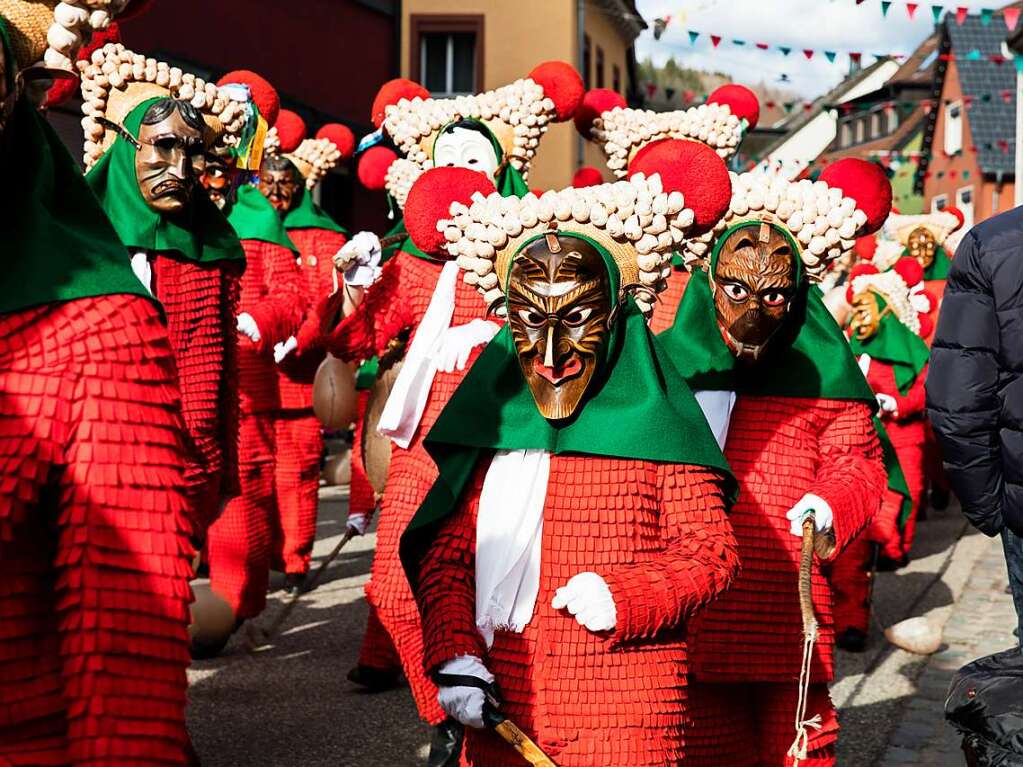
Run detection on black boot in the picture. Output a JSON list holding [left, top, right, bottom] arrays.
[[426, 718, 464, 767], [346, 664, 402, 692], [836, 627, 868, 653], [283, 573, 306, 597]]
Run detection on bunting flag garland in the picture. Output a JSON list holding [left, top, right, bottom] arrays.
[[688, 30, 700, 44], [906, 2, 918, 19], [803, 49, 814, 60], [980, 8, 993, 25], [881, 0, 892, 16], [1006, 7, 1021, 31], [931, 4, 944, 23], [779, 46, 792, 56], [824, 50, 837, 63], [955, 6, 968, 25]]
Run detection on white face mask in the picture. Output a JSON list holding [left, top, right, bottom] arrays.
[[433, 125, 500, 181]]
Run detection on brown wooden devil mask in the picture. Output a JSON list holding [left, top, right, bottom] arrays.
[[133, 98, 207, 215], [849, 289, 887, 342], [506, 233, 613, 421], [258, 154, 303, 214], [711, 221, 799, 363], [906, 225, 937, 270]]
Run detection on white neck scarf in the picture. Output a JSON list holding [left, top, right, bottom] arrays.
[[692, 389, 738, 450], [377, 260, 460, 449], [475, 448, 550, 648]]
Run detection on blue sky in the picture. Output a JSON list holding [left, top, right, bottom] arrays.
[[634, 0, 1015, 97]]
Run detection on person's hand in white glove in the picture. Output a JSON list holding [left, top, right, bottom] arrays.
[[237, 312, 261, 343], [435, 655, 495, 729], [551, 571, 616, 633], [334, 231, 382, 288], [346, 512, 368, 536], [785, 493, 834, 538], [876, 393, 898, 418], [434, 320, 501, 373], [274, 336, 298, 364]]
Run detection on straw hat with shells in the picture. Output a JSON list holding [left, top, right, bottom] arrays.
[[402, 139, 733, 318], [883, 208, 963, 249], [262, 110, 356, 189], [682, 159, 893, 284], [77, 43, 248, 168], [847, 257, 933, 337], [575, 83, 761, 179]]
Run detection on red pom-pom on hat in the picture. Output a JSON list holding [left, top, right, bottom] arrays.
[[574, 88, 627, 138], [218, 70, 280, 126], [707, 84, 760, 129], [357, 146, 398, 191], [917, 313, 933, 339], [317, 123, 356, 160], [845, 262, 880, 303], [893, 256, 924, 288], [573, 167, 604, 188], [943, 205, 965, 231], [405, 167, 497, 255], [275, 110, 307, 154], [528, 61, 584, 122], [371, 78, 430, 129], [628, 138, 731, 236], [819, 158, 892, 235], [854, 235, 878, 262]]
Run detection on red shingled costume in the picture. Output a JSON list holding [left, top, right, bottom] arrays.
[[207, 233, 304, 619], [0, 20, 194, 759]]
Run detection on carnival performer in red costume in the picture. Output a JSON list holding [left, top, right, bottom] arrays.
[[657, 158, 892, 766], [198, 77, 306, 621], [84, 42, 248, 542], [399, 141, 738, 766], [320, 62, 584, 761], [256, 112, 356, 592], [1, 4, 196, 763], [574, 82, 760, 334]]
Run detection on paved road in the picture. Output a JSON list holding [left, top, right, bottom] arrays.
[[187, 489, 1015, 766]]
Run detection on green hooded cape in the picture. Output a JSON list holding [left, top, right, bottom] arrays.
[[848, 300, 930, 395], [658, 222, 914, 527], [401, 232, 734, 583], [0, 19, 151, 315], [225, 184, 298, 253], [283, 184, 348, 234], [86, 97, 244, 264]]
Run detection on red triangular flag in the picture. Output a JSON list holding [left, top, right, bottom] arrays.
[[710, 34, 722, 48], [956, 6, 968, 25], [803, 49, 814, 60], [906, 2, 918, 19], [646, 83, 658, 98], [1006, 7, 1022, 31]]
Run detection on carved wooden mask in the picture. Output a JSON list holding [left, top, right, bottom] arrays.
[[134, 99, 206, 215], [907, 226, 937, 270], [258, 155, 302, 214], [849, 290, 885, 341]]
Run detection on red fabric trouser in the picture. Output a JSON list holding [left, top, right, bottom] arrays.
[[208, 413, 275, 620], [356, 604, 401, 671], [272, 411, 322, 576], [892, 438, 926, 557], [685, 681, 838, 766], [826, 531, 874, 635], [0, 296, 194, 765]]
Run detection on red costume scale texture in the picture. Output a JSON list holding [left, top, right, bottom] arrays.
[[0, 295, 194, 766], [324, 250, 493, 725], [207, 239, 304, 618], [273, 226, 347, 576], [648, 266, 690, 335], [415, 457, 737, 766], [685, 395, 885, 766], [150, 254, 242, 537]]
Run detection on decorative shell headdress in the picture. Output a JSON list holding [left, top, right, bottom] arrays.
[[683, 158, 893, 284], [848, 257, 934, 337], [576, 83, 760, 179], [883, 208, 963, 249], [401, 138, 733, 318], [78, 42, 247, 168], [262, 108, 355, 188]]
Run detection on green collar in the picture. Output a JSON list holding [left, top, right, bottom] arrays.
[[0, 18, 152, 314], [848, 303, 929, 395], [401, 249, 734, 583], [87, 98, 245, 264], [921, 246, 951, 281], [283, 185, 347, 234], [225, 184, 298, 253]]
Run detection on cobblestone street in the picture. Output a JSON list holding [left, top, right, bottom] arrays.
[[186, 490, 1018, 766]]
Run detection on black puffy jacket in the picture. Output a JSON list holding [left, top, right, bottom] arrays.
[[927, 206, 1023, 537]]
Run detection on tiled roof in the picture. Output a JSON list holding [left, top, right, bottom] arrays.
[[945, 10, 1017, 175]]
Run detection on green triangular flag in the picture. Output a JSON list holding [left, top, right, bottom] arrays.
[[931, 4, 944, 23], [966, 48, 982, 61], [963, 170, 970, 179], [732, 38, 746, 46], [688, 29, 700, 44], [824, 50, 837, 63], [981, 8, 994, 25], [881, 1, 892, 16], [779, 45, 792, 56], [1015, 54, 1023, 73]]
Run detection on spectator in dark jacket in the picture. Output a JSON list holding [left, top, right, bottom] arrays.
[[927, 207, 1023, 646]]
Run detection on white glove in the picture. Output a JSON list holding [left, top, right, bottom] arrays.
[[876, 393, 898, 415], [785, 493, 834, 538], [434, 320, 501, 373], [346, 512, 368, 536], [236, 312, 261, 343], [551, 571, 616, 633], [436, 655, 495, 729], [335, 231, 382, 288], [274, 336, 298, 364]]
